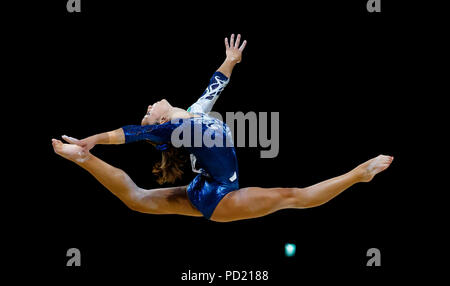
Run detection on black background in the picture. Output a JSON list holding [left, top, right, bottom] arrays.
[[6, 0, 446, 283]]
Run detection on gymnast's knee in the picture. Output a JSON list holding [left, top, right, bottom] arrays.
[[121, 191, 144, 212], [123, 188, 167, 214], [290, 188, 322, 208], [124, 198, 166, 214]]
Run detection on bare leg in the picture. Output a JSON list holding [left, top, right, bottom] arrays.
[[299, 154, 394, 207], [51, 139, 202, 217], [211, 155, 394, 222]]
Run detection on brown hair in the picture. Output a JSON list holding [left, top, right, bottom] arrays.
[[148, 142, 188, 185]]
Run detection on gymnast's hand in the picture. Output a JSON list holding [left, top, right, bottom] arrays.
[[224, 33, 247, 64], [62, 135, 96, 152]]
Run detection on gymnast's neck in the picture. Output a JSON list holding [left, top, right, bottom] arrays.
[[167, 107, 201, 122]]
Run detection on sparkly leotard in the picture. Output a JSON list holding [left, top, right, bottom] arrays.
[[121, 71, 239, 219]]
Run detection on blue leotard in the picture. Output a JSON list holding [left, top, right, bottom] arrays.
[[121, 71, 239, 219]]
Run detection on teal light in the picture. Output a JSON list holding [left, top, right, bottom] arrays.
[[285, 243, 296, 257]]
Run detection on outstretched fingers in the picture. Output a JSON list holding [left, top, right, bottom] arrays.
[[234, 34, 241, 48], [238, 39, 247, 51], [62, 135, 80, 144], [225, 33, 247, 51]]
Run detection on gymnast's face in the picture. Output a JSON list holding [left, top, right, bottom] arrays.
[[141, 99, 172, 126]]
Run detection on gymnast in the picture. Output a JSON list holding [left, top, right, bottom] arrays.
[[52, 33, 394, 222]]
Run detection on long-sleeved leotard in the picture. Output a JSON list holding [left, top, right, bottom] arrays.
[[187, 71, 230, 174], [187, 71, 229, 114], [121, 71, 238, 220]]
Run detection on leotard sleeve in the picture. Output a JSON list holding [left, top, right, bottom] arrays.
[[187, 71, 229, 114], [122, 122, 180, 144]]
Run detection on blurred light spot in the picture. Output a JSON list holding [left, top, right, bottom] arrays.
[[285, 243, 296, 257]]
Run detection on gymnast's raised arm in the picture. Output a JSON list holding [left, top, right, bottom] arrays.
[[187, 34, 247, 114], [217, 33, 247, 78]]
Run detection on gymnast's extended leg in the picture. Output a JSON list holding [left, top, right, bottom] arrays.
[[210, 155, 394, 222], [51, 139, 202, 217]]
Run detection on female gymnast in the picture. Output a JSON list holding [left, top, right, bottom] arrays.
[[52, 34, 394, 222]]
